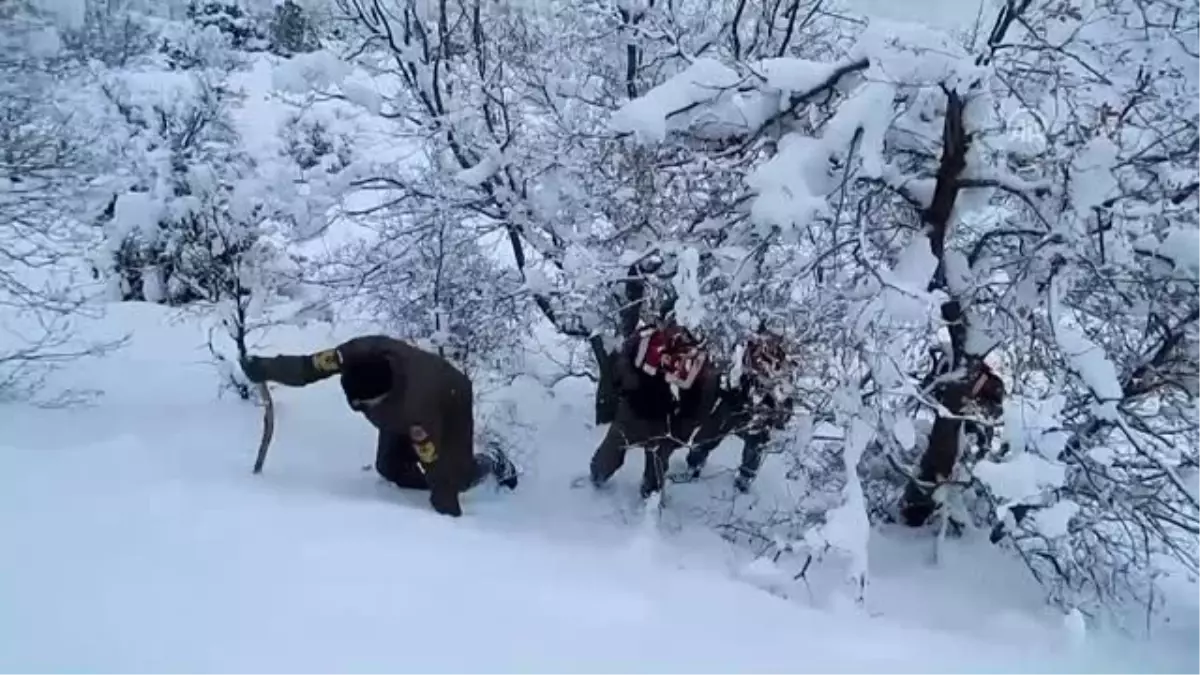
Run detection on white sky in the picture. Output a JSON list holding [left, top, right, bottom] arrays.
[[843, 0, 1001, 33]]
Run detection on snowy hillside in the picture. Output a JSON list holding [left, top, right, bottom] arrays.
[[1, 304, 1196, 673], [2, 0, 1197, 672]]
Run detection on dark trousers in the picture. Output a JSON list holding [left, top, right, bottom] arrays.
[[589, 401, 680, 495], [684, 394, 768, 480], [589, 374, 719, 496], [374, 433, 493, 491]]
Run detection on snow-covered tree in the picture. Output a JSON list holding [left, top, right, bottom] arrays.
[[597, 0, 1197, 621], [229, 0, 1196, 621], [60, 0, 159, 68], [312, 210, 529, 378], [956, 0, 1199, 620], [316, 0, 853, 381], [267, 0, 322, 56], [0, 1, 126, 401]]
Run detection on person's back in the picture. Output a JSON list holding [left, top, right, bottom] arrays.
[[586, 323, 717, 497], [621, 328, 676, 421], [335, 336, 472, 433]]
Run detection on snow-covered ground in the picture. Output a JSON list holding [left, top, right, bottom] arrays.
[[2, 2, 1195, 672], [1, 303, 1196, 673]]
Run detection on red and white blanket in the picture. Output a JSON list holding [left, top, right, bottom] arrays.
[[632, 329, 705, 390]]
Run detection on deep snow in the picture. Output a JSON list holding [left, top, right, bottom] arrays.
[[3, 2, 1197, 671], [1, 303, 1196, 673]]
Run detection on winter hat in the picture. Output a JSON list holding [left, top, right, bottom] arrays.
[[340, 354, 394, 405]]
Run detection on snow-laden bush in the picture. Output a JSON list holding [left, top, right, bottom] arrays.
[[953, 0, 1200, 622], [187, 0, 267, 52], [267, 0, 321, 56], [609, 0, 1198, 624], [279, 109, 354, 174], [0, 1, 127, 401], [157, 4, 248, 72], [93, 68, 260, 305], [59, 0, 159, 68]]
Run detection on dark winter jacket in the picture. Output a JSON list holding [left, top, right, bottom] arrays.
[[721, 373, 793, 440], [612, 333, 676, 421], [243, 335, 475, 517], [595, 349, 621, 425], [607, 332, 720, 448]]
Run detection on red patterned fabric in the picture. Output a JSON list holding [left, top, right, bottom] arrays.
[[633, 328, 670, 375], [633, 327, 705, 390]]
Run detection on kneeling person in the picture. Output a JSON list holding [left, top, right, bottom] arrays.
[[240, 335, 517, 518]]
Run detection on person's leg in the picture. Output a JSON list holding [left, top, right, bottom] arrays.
[[420, 380, 477, 517], [589, 402, 655, 487], [684, 394, 735, 474], [589, 422, 631, 486], [668, 371, 720, 470], [594, 350, 619, 425], [375, 432, 430, 490], [641, 438, 676, 498], [465, 443, 519, 490], [734, 431, 768, 492], [638, 414, 676, 497], [469, 454, 493, 488]]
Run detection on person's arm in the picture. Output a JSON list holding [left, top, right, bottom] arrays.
[[614, 334, 644, 392], [406, 417, 462, 517], [666, 351, 706, 390], [239, 347, 343, 387], [239, 335, 394, 387]]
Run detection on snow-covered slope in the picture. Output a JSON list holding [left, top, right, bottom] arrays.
[[1, 304, 1195, 673], [0, 432, 1107, 673]]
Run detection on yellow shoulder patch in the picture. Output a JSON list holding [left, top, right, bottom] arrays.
[[411, 425, 437, 464], [311, 349, 341, 373], [414, 440, 438, 464]]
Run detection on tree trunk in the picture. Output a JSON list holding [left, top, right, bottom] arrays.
[[899, 89, 979, 526]]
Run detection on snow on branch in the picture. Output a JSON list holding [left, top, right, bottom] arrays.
[[610, 52, 872, 144]]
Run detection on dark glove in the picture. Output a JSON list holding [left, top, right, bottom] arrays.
[[240, 355, 269, 383]]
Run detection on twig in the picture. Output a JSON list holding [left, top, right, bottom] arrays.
[[252, 382, 275, 474]]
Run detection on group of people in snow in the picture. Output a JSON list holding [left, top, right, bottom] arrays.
[[238, 314, 796, 518], [586, 319, 794, 499]]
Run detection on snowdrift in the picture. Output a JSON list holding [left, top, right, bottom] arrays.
[[0, 303, 1195, 673]]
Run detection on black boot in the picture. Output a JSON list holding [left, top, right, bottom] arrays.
[[486, 445, 519, 490], [733, 469, 755, 493], [639, 480, 660, 499]]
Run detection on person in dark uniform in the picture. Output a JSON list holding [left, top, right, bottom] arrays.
[[680, 327, 794, 492], [240, 334, 518, 518], [586, 321, 718, 498]]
